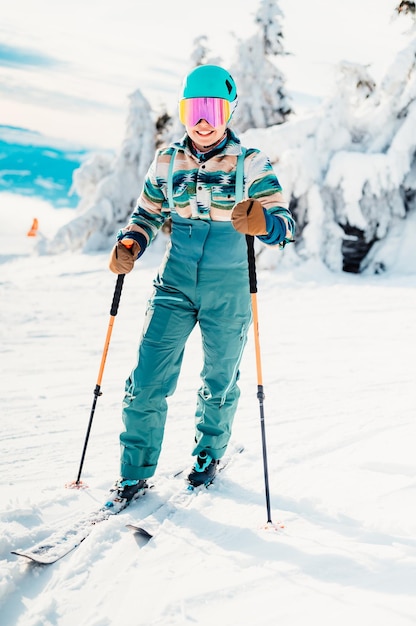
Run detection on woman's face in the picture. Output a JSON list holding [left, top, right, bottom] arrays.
[[186, 118, 227, 152]]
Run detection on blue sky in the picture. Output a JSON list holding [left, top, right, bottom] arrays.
[[0, 42, 60, 69], [0, 0, 408, 149]]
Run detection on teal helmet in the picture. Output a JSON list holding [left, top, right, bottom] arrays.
[[181, 65, 238, 102]]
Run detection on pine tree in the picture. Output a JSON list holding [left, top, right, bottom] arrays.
[[264, 4, 416, 274], [231, 0, 292, 133], [189, 35, 222, 67], [395, 1, 415, 16]]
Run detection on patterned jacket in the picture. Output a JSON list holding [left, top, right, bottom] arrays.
[[121, 129, 295, 249]]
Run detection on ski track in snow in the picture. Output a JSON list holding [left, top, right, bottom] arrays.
[[0, 244, 416, 626]]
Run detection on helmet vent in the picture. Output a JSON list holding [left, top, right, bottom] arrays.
[[225, 79, 233, 95]]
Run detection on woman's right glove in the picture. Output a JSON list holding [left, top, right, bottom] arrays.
[[108, 240, 140, 274], [108, 231, 147, 274]]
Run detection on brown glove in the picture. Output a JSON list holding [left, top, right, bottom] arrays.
[[109, 240, 141, 274], [231, 199, 268, 236]]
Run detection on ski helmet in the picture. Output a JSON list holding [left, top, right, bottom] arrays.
[[181, 65, 238, 102]]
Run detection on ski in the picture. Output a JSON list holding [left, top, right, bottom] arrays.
[[10, 484, 149, 564], [126, 444, 244, 541], [11, 444, 244, 564]]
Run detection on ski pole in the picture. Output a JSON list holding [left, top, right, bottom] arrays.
[[246, 235, 275, 527], [67, 273, 125, 488]]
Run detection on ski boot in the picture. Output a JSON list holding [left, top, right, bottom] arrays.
[[187, 451, 218, 488], [105, 478, 147, 512]]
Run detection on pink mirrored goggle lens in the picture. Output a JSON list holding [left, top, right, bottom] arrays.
[[179, 97, 232, 127]]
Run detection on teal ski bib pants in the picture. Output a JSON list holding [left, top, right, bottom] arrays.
[[120, 214, 252, 480]]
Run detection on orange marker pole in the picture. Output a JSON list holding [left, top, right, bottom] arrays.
[[67, 274, 125, 488], [27, 218, 39, 237]]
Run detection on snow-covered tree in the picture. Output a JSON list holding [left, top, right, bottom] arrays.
[[396, 1, 415, 16], [231, 0, 292, 134], [155, 109, 174, 149], [321, 11, 416, 273], [189, 35, 222, 68], [241, 6, 416, 274], [37, 90, 156, 254]]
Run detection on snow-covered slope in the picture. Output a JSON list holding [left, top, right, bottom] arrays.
[[0, 204, 415, 625]]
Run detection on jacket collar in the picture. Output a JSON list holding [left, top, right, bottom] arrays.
[[174, 128, 243, 158]]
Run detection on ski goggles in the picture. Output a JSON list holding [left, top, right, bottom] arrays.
[[179, 97, 237, 127]]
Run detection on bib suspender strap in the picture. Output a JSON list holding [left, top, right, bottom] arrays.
[[235, 147, 246, 203], [167, 148, 178, 208]]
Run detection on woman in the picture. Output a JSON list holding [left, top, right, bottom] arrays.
[[106, 64, 295, 507]]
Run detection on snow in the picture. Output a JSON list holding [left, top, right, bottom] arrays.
[[1, 5, 416, 622], [1, 198, 415, 626]]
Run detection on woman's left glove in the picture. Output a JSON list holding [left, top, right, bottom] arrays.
[[231, 199, 269, 236]]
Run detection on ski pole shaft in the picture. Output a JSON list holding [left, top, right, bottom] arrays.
[[246, 235, 272, 524], [74, 274, 125, 486]]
